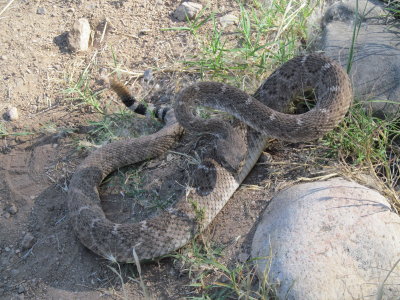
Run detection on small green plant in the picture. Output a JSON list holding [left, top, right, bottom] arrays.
[[323, 102, 400, 195], [0, 121, 33, 137], [107, 252, 150, 300], [162, 6, 212, 35], [63, 52, 105, 113], [80, 109, 160, 148], [179, 0, 316, 88], [63, 74, 104, 113], [101, 164, 175, 215], [0, 122, 8, 136], [383, 0, 400, 18], [172, 240, 276, 299], [189, 199, 206, 223]]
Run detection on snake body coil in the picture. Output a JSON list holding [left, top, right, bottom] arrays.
[[67, 54, 352, 262]]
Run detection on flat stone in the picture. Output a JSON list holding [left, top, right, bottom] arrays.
[[252, 178, 400, 299], [68, 18, 91, 52], [173, 2, 203, 21]]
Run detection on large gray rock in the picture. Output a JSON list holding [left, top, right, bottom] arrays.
[[316, 0, 400, 118], [252, 178, 400, 299]]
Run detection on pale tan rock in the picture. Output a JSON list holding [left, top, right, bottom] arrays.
[[6, 107, 19, 121], [68, 18, 91, 52], [219, 14, 238, 28]]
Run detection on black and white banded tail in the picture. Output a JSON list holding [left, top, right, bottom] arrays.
[[110, 79, 171, 122]]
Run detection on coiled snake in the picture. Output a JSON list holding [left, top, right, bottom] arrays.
[[67, 54, 352, 262]]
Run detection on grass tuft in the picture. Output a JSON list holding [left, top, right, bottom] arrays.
[[63, 51, 105, 113], [172, 240, 277, 299], [322, 101, 400, 207], [178, 0, 315, 88], [0, 121, 33, 137]]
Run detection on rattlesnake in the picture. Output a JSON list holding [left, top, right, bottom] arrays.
[[67, 54, 352, 262]]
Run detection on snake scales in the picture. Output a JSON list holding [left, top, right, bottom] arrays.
[[67, 54, 352, 262]]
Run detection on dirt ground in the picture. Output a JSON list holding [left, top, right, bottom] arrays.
[[0, 1, 336, 299]]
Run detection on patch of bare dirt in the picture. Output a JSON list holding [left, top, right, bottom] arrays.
[[0, 1, 330, 299]]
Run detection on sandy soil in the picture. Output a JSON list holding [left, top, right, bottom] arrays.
[[0, 1, 329, 299]]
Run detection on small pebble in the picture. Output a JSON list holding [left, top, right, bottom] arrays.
[[6, 107, 19, 121], [4, 247, 10, 252], [139, 28, 151, 35], [3, 212, 11, 219], [173, 2, 203, 21], [0, 55, 7, 60], [36, 7, 45, 15], [18, 285, 25, 294], [8, 204, 18, 215], [21, 233, 35, 250], [143, 69, 153, 82]]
